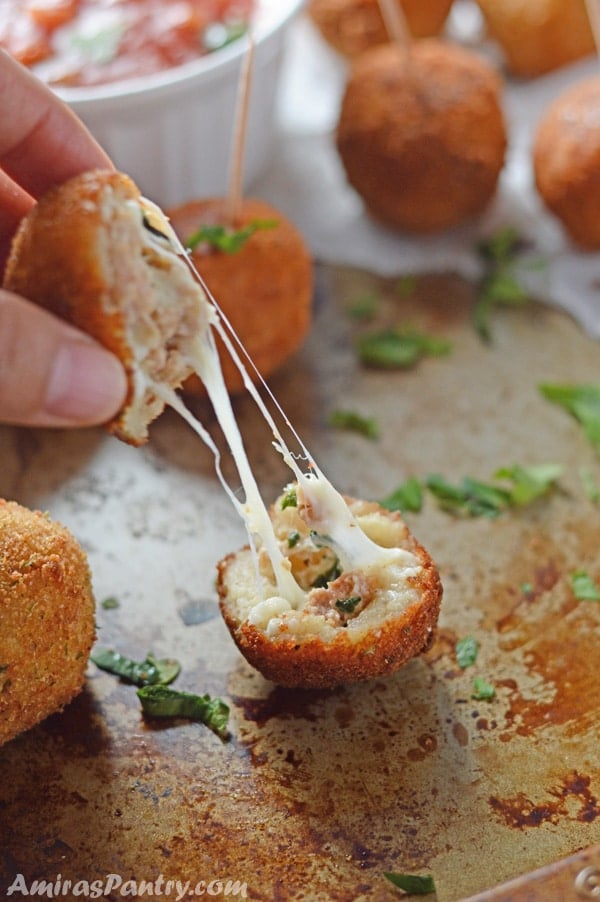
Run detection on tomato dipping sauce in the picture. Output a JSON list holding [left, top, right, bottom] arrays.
[[0, 0, 256, 86]]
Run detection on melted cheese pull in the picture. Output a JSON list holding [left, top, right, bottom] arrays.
[[138, 197, 417, 612]]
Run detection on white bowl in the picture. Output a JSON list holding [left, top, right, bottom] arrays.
[[55, 0, 305, 208]]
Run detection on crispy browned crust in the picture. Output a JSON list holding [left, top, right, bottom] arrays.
[[308, 0, 453, 58], [0, 499, 96, 746], [167, 197, 313, 395], [217, 499, 442, 689], [534, 77, 600, 250], [475, 0, 594, 78], [335, 40, 507, 234], [3, 169, 141, 439]]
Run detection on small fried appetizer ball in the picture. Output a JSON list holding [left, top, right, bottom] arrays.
[[533, 77, 600, 250], [475, 0, 595, 79], [336, 40, 507, 234], [0, 500, 95, 746], [3, 169, 213, 446], [167, 197, 313, 395], [308, 0, 454, 59], [217, 489, 442, 689]]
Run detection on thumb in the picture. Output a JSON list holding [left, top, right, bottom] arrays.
[[0, 289, 127, 428]]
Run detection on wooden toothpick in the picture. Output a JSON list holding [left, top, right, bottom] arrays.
[[226, 34, 255, 226], [378, 0, 411, 49], [585, 0, 600, 60]]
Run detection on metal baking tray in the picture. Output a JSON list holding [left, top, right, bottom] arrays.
[[1, 267, 599, 900]]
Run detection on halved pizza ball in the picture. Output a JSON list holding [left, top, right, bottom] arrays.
[[3, 169, 212, 445], [167, 196, 313, 395], [475, 0, 595, 78], [308, 0, 454, 59], [0, 499, 96, 746], [336, 40, 507, 233], [217, 489, 443, 689], [534, 76, 600, 250]]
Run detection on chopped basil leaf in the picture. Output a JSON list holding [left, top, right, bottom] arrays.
[[395, 275, 417, 297], [426, 474, 509, 518], [473, 227, 532, 342], [471, 677, 495, 700], [347, 292, 379, 321], [335, 596, 361, 614], [357, 327, 451, 369], [494, 463, 562, 506], [383, 872, 436, 894], [311, 560, 342, 588], [137, 685, 229, 738], [281, 487, 298, 509], [287, 530, 301, 548], [539, 384, 600, 456], [91, 648, 180, 686], [101, 596, 120, 610], [185, 219, 277, 254], [328, 409, 379, 440], [426, 465, 560, 518], [455, 636, 479, 669], [580, 468, 600, 503], [571, 570, 600, 602], [379, 478, 423, 514]]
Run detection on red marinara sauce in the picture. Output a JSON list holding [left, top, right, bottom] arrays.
[[0, 0, 256, 87]]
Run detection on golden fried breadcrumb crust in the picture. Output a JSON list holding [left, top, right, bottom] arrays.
[[167, 196, 313, 395], [308, 0, 453, 58], [475, 0, 594, 78], [217, 498, 442, 689], [336, 40, 507, 234], [534, 77, 600, 250], [0, 499, 95, 746]]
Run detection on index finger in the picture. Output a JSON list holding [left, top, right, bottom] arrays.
[[0, 49, 114, 272], [0, 49, 113, 197]]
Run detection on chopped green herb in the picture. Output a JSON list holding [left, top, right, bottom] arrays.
[[471, 677, 495, 700], [426, 464, 560, 518], [383, 872, 436, 894], [570, 570, 600, 602], [580, 468, 600, 503], [311, 560, 342, 588], [310, 530, 333, 549], [347, 292, 379, 321], [455, 636, 479, 669], [426, 473, 510, 518], [494, 463, 562, 506], [335, 596, 362, 614], [91, 648, 180, 686], [521, 582, 534, 596], [328, 409, 379, 440], [101, 596, 120, 610], [379, 478, 423, 514], [287, 530, 301, 548], [281, 487, 298, 509], [395, 275, 417, 297], [137, 685, 229, 738], [539, 384, 600, 456], [357, 327, 451, 369], [185, 219, 277, 254], [204, 20, 248, 52], [473, 227, 531, 342], [68, 23, 125, 65]]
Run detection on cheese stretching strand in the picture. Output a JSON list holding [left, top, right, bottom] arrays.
[[140, 197, 413, 609]]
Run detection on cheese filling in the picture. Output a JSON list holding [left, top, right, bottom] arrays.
[[137, 198, 419, 616]]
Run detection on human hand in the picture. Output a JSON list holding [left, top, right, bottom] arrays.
[[0, 50, 127, 428]]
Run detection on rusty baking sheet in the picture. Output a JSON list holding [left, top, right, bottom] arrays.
[[1, 266, 599, 900]]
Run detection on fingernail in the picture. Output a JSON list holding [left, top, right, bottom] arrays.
[[44, 341, 127, 424]]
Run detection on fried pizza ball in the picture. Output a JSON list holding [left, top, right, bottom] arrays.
[[308, 0, 454, 58], [533, 76, 600, 250], [475, 0, 595, 78], [217, 489, 442, 689], [336, 40, 507, 233], [3, 170, 212, 446], [0, 499, 96, 746], [167, 197, 313, 395]]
